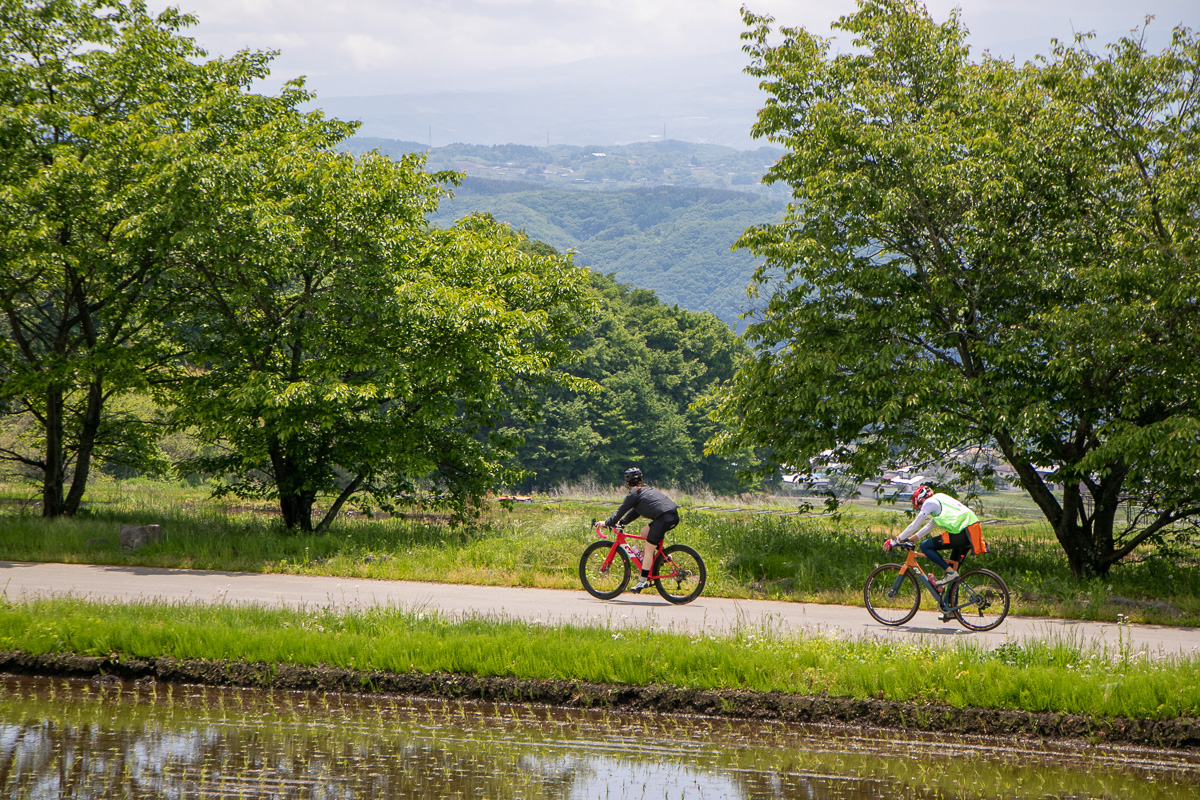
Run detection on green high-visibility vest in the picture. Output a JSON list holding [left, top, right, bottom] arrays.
[[931, 493, 979, 533]]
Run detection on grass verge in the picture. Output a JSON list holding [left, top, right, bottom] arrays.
[[2, 596, 1197, 721]]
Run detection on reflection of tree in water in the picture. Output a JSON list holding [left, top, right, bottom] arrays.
[[4, 678, 1196, 800], [516, 755, 576, 799], [0, 720, 585, 798], [733, 769, 916, 800], [0, 721, 215, 797]]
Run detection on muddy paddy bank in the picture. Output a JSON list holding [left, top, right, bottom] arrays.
[[3, 649, 1197, 752]]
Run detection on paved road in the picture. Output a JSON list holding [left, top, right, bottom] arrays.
[[4, 560, 1199, 656]]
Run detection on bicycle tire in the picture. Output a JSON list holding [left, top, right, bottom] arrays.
[[948, 569, 1010, 631], [864, 563, 921, 625], [654, 544, 706, 604], [579, 540, 630, 600]]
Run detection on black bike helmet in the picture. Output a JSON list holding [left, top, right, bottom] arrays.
[[623, 467, 643, 487]]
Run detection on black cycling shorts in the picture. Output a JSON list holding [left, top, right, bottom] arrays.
[[645, 509, 680, 546], [927, 530, 972, 562]]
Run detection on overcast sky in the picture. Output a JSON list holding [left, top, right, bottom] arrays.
[[150, 0, 1199, 99]]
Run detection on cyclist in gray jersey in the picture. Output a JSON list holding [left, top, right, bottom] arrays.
[[600, 467, 680, 592]]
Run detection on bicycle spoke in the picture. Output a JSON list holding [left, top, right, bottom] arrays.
[[949, 569, 1010, 631], [579, 541, 630, 600], [654, 544, 706, 604], [864, 564, 921, 625]]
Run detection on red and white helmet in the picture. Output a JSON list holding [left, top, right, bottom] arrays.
[[911, 485, 934, 510]]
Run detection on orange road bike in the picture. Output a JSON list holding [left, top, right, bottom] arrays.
[[864, 541, 1010, 631], [579, 519, 707, 604]]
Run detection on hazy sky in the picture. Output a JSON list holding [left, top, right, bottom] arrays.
[[151, 0, 1199, 99]]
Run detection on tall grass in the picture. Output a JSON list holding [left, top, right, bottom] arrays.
[[1, 596, 1197, 720], [2, 478, 1199, 624]]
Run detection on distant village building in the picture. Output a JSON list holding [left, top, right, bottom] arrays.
[[777, 444, 1058, 498]]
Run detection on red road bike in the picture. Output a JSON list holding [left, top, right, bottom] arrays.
[[579, 519, 706, 604]]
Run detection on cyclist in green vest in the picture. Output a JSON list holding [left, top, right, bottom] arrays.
[[883, 485, 983, 587]]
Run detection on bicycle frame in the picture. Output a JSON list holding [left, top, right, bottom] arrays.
[[892, 546, 964, 613], [867, 540, 1008, 630], [593, 523, 674, 580]]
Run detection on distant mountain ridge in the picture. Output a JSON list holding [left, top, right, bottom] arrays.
[[341, 137, 789, 199], [339, 138, 787, 330]]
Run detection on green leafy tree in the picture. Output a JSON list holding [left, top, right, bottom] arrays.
[[168, 136, 589, 531], [0, 0, 280, 516], [712, 0, 1200, 576], [513, 272, 749, 494]]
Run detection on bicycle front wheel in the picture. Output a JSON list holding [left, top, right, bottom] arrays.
[[948, 569, 1010, 631], [579, 540, 630, 600], [864, 564, 920, 625], [654, 544, 706, 604]]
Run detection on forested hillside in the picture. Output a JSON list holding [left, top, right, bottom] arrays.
[[509, 269, 751, 494], [340, 138, 788, 328], [429, 178, 783, 329]]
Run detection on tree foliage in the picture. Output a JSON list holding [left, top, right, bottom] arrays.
[[511, 271, 750, 494], [0, 0, 279, 516], [713, 0, 1200, 576], [0, 0, 592, 528], [166, 140, 589, 530]]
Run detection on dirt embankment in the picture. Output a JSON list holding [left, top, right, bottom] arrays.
[[3, 650, 1197, 751]]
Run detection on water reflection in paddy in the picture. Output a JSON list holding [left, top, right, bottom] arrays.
[[1, 675, 1197, 799]]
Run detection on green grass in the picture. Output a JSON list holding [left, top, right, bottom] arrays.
[[2, 477, 1199, 625], [2, 595, 1197, 720]]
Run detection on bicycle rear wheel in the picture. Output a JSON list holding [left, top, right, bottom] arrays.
[[579, 540, 630, 600], [654, 544, 706, 604], [948, 569, 1010, 631], [864, 564, 920, 625]]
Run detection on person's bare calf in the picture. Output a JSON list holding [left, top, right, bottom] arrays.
[[635, 524, 658, 588]]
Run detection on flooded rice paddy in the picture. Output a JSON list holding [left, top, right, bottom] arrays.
[[1, 675, 1198, 799]]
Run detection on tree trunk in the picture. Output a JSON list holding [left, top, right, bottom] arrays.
[[269, 437, 315, 531], [279, 492, 315, 531], [42, 385, 67, 518], [1052, 481, 1112, 578], [315, 473, 365, 534], [995, 434, 1111, 578], [63, 378, 104, 516], [1053, 520, 1105, 578]]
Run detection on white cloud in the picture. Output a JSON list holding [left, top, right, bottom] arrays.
[[338, 33, 403, 71], [152, 0, 1199, 97]]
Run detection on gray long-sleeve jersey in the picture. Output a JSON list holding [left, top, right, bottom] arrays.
[[605, 486, 678, 528]]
